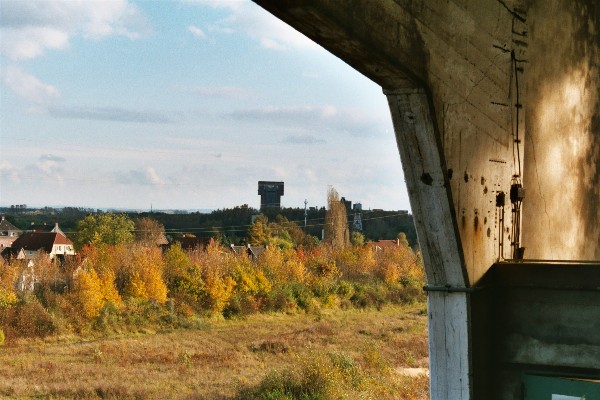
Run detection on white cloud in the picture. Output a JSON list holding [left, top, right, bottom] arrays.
[[187, 25, 206, 39], [145, 167, 165, 185], [186, 0, 317, 51], [321, 105, 337, 118], [117, 167, 166, 186], [1, 65, 61, 104], [49, 106, 173, 123], [0, 0, 148, 60], [0, 156, 69, 186], [1, 27, 70, 60], [0, 161, 21, 183]]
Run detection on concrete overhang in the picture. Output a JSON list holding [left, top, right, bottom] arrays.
[[253, 0, 426, 90]]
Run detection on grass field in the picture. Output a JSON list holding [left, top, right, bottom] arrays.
[[0, 304, 429, 399]]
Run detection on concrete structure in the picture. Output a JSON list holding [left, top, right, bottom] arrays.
[[258, 181, 284, 211], [253, 1, 599, 398]]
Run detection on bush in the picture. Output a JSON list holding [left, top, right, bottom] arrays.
[[289, 283, 313, 311], [235, 352, 365, 400], [6, 302, 58, 338], [0, 231, 427, 339], [336, 280, 355, 300], [223, 294, 260, 319], [93, 301, 120, 333], [0, 288, 18, 309], [0, 328, 4, 346], [264, 286, 298, 314]]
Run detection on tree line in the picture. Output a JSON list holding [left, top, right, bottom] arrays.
[[0, 198, 424, 342], [1, 203, 418, 247]]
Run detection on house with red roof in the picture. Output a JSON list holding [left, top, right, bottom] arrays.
[[1, 223, 75, 291], [367, 239, 402, 252], [2, 223, 75, 262]]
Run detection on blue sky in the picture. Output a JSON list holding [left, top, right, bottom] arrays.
[[0, 0, 410, 212]]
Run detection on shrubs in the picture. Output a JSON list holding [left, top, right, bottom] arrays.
[[236, 352, 369, 400], [0, 237, 426, 339], [2, 301, 58, 338]]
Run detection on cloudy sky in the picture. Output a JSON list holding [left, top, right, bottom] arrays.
[[0, 0, 410, 212]]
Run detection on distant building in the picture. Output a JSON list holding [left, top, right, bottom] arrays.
[[170, 235, 211, 251], [0, 223, 75, 292], [258, 181, 284, 211], [4, 229, 75, 262], [367, 239, 402, 252], [0, 216, 22, 250], [230, 244, 265, 261], [340, 197, 352, 213]]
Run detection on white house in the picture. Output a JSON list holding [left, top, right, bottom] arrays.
[[3, 226, 76, 291], [8, 231, 75, 261]]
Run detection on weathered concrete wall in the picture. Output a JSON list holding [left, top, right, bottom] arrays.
[[412, 0, 526, 283], [487, 262, 600, 399], [522, 0, 600, 260]]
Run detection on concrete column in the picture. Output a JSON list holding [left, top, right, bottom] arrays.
[[386, 88, 471, 399], [428, 292, 471, 399]]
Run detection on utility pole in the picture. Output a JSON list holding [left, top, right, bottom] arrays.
[[352, 203, 363, 232], [304, 199, 308, 230]]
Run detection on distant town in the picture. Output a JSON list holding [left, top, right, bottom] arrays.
[[1, 181, 417, 261]]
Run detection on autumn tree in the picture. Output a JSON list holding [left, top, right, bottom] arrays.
[[323, 187, 349, 248], [75, 213, 135, 249], [351, 231, 365, 247], [71, 268, 121, 319], [134, 217, 166, 247], [397, 232, 410, 248], [247, 215, 272, 246]]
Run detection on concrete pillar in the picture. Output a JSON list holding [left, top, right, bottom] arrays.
[[386, 88, 471, 398]]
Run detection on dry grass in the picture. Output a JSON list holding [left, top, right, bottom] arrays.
[[0, 304, 429, 399]]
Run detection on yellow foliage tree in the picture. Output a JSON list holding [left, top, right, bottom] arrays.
[[0, 260, 18, 309], [203, 271, 236, 314], [98, 269, 121, 305], [123, 246, 167, 304], [72, 267, 122, 319]]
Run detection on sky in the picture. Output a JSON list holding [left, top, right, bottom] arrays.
[[0, 0, 410, 212]]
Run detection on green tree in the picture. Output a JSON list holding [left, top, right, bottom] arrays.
[[75, 213, 135, 249], [351, 231, 365, 247]]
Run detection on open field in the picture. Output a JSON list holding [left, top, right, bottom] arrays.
[[0, 304, 429, 399]]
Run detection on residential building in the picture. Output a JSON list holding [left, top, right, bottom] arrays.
[[230, 244, 265, 261], [0, 216, 22, 250], [4, 230, 75, 261]]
